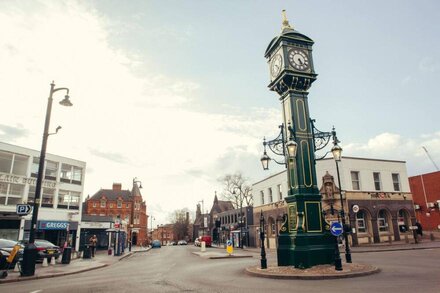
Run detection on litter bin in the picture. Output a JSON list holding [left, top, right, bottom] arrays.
[[62, 247, 72, 264], [83, 245, 91, 259]]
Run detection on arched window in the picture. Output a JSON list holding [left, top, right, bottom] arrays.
[[378, 210, 389, 232], [356, 210, 367, 233]]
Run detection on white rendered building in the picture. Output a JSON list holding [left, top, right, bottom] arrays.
[[0, 141, 86, 251]]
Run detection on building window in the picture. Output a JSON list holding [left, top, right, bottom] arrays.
[[126, 203, 129, 208], [373, 172, 382, 191], [392, 173, 401, 191], [12, 154, 28, 176], [117, 200, 122, 208], [260, 191, 264, 205], [268, 188, 273, 203], [31, 157, 39, 177], [44, 161, 58, 181], [356, 211, 367, 233], [378, 210, 389, 232], [42, 188, 55, 207], [110, 203, 114, 208], [27, 186, 36, 204], [58, 190, 80, 210], [60, 164, 83, 185], [351, 171, 360, 190], [93, 202, 97, 208], [100, 199, 106, 208], [278, 184, 283, 200], [0, 151, 13, 173]]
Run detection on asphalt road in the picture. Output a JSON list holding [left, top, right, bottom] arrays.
[[1, 245, 439, 293]]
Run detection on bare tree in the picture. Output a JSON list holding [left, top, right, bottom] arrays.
[[169, 208, 190, 241], [218, 173, 253, 208]]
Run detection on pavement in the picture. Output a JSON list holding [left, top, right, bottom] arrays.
[[0, 246, 150, 284]]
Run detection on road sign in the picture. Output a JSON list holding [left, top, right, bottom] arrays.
[[226, 240, 233, 255], [16, 204, 32, 216], [330, 222, 343, 237], [352, 204, 360, 213]]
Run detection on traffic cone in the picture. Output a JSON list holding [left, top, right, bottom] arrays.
[[57, 254, 62, 263], [42, 257, 48, 267], [50, 257, 56, 265], [13, 262, 19, 272]]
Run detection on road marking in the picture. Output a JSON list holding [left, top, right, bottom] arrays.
[[29, 290, 43, 293]]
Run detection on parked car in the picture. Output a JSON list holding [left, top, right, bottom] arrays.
[[199, 235, 212, 247], [169, 241, 176, 246], [0, 239, 23, 270], [177, 240, 187, 245], [151, 240, 161, 248], [20, 239, 61, 262]]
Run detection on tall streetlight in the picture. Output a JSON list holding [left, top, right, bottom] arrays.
[[331, 133, 352, 263], [150, 215, 155, 244], [232, 189, 244, 249], [21, 81, 73, 277], [259, 210, 267, 269]]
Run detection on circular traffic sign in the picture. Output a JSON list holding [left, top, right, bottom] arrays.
[[352, 204, 360, 213], [330, 222, 343, 237], [226, 240, 232, 247]]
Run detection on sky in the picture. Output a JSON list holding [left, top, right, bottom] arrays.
[[1, 1, 439, 225]]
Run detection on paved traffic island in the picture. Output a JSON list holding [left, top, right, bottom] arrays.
[[192, 251, 253, 259], [245, 263, 380, 280]]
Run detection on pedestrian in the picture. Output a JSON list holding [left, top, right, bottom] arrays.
[[89, 235, 98, 257], [416, 222, 423, 239]]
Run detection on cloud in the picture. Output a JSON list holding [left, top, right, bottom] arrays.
[[419, 57, 438, 73], [0, 124, 29, 141], [89, 148, 129, 164]]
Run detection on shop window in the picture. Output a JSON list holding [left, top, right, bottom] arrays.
[[44, 161, 58, 181], [373, 172, 381, 191], [0, 151, 12, 173], [351, 171, 361, 190], [0, 183, 8, 195], [356, 211, 367, 233], [12, 154, 28, 176], [42, 188, 55, 207], [392, 173, 401, 191], [378, 210, 389, 232], [268, 188, 273, 203], [278, 184, 283, 200]]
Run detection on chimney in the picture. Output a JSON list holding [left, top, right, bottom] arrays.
[[113, 183, 122, 191]]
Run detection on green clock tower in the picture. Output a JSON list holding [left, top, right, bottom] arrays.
[[265, 11, 334, 268]]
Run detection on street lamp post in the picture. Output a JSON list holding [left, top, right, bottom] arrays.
[[331, 136, 352, 263], [259, 211, 267, 269], [21, 81, 73, 277], [150, 216, 155, 244]]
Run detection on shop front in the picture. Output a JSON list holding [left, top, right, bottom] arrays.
[[24, 220, 78, 248]]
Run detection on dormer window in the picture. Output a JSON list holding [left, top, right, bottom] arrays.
[[100, 199, 106, 208]]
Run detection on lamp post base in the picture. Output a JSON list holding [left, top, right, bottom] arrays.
[[21, 243, 38, 276], [277, 232, 335, 269]]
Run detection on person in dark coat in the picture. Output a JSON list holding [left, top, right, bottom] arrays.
[[415, 222, 423, 237]]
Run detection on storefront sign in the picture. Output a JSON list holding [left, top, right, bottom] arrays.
[[39, 221, 69, 230], [81, 222, 111, 229], [0, 172, 57, 188]]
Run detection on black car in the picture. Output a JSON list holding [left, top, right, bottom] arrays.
[[19, 239, 62, 262], [0, 239, 23, 270]]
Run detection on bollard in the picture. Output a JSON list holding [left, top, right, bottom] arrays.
[[13, 262, 20, 272], [201, 241, 206, 252], [50, 256, 56, 265]]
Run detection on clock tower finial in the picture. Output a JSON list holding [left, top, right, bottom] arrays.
[[281, 9, 293, 31]]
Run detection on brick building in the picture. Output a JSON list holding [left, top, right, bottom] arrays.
[[152, 224, 174, 245], [84, 181, 148, 246], [409, 171, 440, 234]]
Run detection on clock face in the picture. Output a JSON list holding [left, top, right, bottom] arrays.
[[270, 54, 282, 77], [288, 49, 309, 71]]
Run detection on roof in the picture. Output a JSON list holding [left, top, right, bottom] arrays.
[[89, 189, 132, 201], [210, 200, 234, 214]]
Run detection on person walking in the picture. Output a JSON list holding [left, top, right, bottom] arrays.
[[89, 235, 98, 257]]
